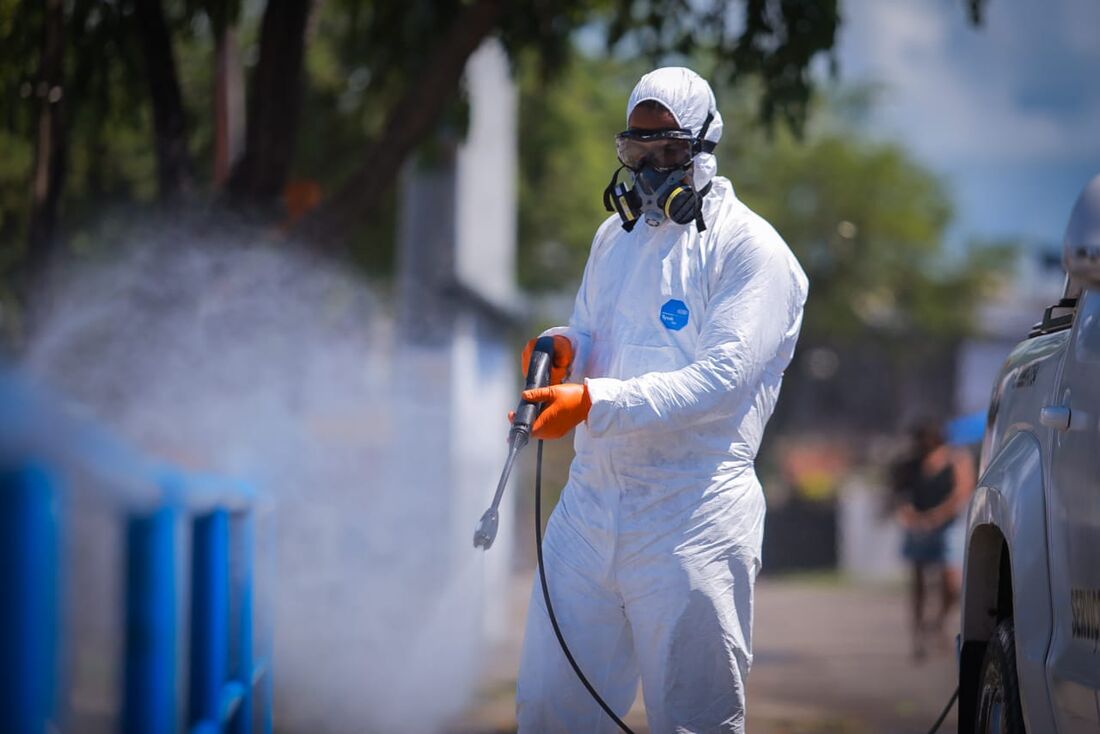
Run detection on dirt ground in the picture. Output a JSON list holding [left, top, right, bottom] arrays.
[[446, 574, 959, 734]]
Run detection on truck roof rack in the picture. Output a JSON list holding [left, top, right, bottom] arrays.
[[1028, 297, 1078, 338]]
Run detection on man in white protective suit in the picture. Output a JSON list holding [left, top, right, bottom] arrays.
[[513, 67, 808, 733]]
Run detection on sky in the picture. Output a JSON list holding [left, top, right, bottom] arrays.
[[835, 0, 1100, 248]]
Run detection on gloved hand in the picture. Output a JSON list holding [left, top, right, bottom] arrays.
[[522, 384, 592, 440], [521, 334, 574, 386]]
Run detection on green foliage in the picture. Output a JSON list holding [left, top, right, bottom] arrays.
[[0, 0, 158, 247], [736, 130, 950, 337], [0, 0, 41, 254], [729, 103, 1011, 340], [517, 52, 646, 290]]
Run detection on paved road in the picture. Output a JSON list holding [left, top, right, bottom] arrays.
[[447, 575, 959, 734]]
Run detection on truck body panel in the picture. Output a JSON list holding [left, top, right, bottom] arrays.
[[963, 286, 1100, 732]]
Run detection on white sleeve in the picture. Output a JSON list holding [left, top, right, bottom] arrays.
[[584, 235, 806, 437]]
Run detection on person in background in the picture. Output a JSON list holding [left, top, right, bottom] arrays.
[[892, 420, 976, 661]]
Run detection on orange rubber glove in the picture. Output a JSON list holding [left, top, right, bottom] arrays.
[[521, 335, 574, 386], [522, 384, 592, 440]]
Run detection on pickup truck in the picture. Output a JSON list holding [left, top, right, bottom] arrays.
[[959, 174, 1100, 733]]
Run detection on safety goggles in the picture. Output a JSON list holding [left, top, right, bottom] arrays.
[[614, 128, 696, 171]]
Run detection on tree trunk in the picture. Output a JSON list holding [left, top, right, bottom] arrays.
[[132, 0, 192, 198], [213, 24, 245, 187], [226, 0, 313, 205], [294, 0, 504, 247], [27, 0, 67, 265]]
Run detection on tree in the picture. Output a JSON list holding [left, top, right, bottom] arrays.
[[0, 0, 992, 276], [133, 0, 193, 198], [289, 0, 993, 244], [295, 0, 508, 243], [296, 0, 848, 244], [226, 0, 312, 204], [26, 0, 66, 276]]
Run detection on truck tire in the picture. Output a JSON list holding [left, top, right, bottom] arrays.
[[975, 618, 1027, 734]]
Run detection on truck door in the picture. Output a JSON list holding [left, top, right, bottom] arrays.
[[1046, 286, 1100, 731]]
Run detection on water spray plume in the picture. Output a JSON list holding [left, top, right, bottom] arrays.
[[23, 220, 511, 733]]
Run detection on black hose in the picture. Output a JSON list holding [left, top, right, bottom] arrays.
[[926, 686, 958, 734], [534, 439, 635, 734]]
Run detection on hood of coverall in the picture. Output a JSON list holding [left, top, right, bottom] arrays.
[[626, 67, 725, 191]]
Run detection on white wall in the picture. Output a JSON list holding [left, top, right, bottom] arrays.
[[455, 40, 520, 310]]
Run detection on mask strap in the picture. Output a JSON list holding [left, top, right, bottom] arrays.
[[690, 112, 717, 232], [694, 112, 717, 155], [602, 165, 623, 213], [694, 180, 713, 233]]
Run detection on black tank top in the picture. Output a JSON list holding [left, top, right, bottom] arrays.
[[905, 461, 955, 512]]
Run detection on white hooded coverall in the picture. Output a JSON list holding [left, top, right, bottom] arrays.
[[516, 67, 809, 734]]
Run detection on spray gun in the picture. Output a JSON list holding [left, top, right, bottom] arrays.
[[472, 335, 554, 550]]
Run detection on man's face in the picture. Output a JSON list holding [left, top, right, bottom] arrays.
[[627, 102, 678, 132]]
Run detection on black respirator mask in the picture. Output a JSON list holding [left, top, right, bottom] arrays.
[[603, 112, 716, 233]]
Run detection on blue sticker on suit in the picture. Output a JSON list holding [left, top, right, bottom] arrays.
[[659, 299, 689, 330]]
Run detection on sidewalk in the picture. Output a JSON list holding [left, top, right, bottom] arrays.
[[447, 574, 958, 734]]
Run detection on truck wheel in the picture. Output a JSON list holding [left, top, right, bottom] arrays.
[[975, 618, 1027, 734]]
